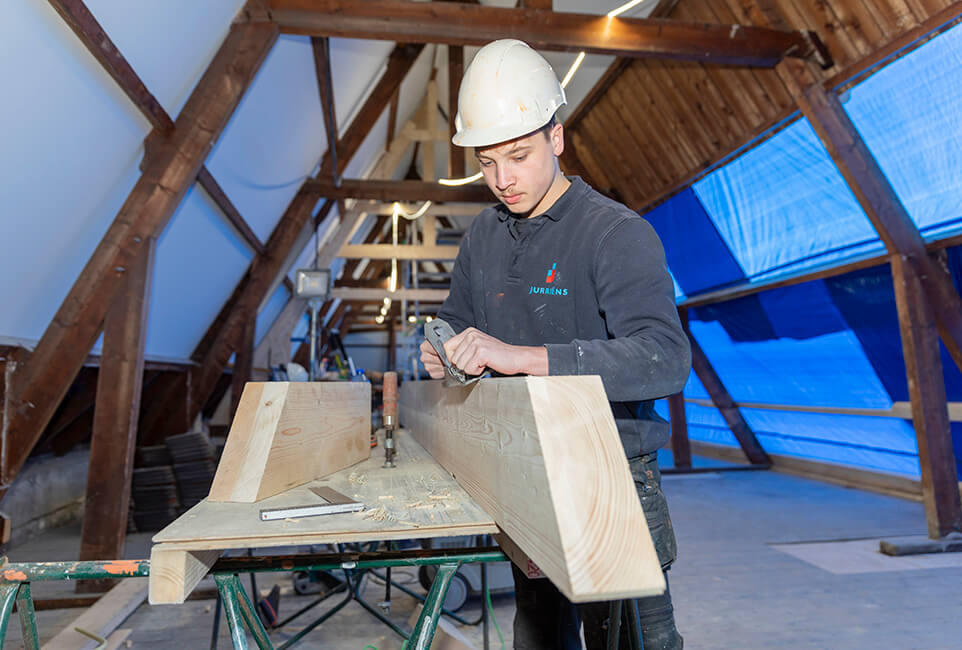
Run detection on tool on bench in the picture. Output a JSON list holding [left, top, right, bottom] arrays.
[[424, 318, 486, 387], [382, 370, 398, 468], [258, 487, 363, 521]]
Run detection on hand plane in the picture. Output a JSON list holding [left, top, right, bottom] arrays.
[[424, 318, 485, 387]]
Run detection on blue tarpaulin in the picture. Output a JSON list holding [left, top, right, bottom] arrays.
[[643, 24, 962, 480]]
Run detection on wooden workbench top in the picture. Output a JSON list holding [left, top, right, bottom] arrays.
[[152, 429, 497, 551]]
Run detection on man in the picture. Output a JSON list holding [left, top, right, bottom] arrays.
[[419, 39, 691, 649]]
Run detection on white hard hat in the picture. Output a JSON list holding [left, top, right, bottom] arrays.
[[453, 39, 566, 148]]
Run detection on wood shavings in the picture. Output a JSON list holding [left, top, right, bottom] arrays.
[[378, 495, 395, 500], [348, 471, 367, 485]]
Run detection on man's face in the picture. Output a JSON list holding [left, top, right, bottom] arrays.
[[475, 123, 564, 216]]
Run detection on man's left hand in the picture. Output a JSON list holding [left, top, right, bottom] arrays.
[[445, 327, 548, 377]]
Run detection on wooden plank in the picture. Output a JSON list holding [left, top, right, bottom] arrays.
[[399, 376, 666, 603], [1, 22, 278, 488], [196, 166, 265, 256], [337, 244, 460, 261], [148, 547, 220, 605], [684, 396, 962, 421], [44, 577, 148, 650], [77, 237, 155, 590], [796, 81, 962, 374], [330, 287, 448, 302], [447, 45, 465, 178], [47, 0, 173, 133], [668, 392, 692, 469], [890, 253, 962, 538], [681, 311, 771, 465], [209, 382, 371, 502], [269, 0, 823, 67], [304, 178, 493, 203], [151, 429, 497, 552], [564, 58, 631, 132]]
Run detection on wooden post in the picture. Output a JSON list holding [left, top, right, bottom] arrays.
[[78, 237, 155, 591], [447, 45, 465, 178], [891, 254, 962, 538], [680, 310, 771, 466], [667, 393, 692, 469], [793, 72, 962, 537], [231, 313, 256, 419]]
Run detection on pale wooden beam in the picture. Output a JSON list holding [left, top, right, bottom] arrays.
[[304, 178, 492, 203], [337, 244, 459, 261], [400, 376, 665, 602], [269, 0, 830, 68], [1, 22, 278, 488], [78, 236, 155, 591], [330, 287, 449, 302]]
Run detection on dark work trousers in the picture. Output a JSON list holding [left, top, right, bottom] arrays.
[[511, 453, 683, 650]]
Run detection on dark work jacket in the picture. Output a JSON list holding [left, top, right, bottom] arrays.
[[437, 177, 692, 457]]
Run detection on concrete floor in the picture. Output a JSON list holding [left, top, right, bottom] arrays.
[[4, 456, 961, 649]]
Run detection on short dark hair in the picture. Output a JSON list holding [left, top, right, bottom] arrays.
[[540, 114, 559, 139]]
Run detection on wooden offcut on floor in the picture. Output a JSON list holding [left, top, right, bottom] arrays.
[[4, 455, 962, 649]]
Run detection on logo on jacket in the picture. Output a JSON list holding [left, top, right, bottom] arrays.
[[529, 262, 568, 296]]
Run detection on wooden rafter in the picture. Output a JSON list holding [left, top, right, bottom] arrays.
[[311, 36, 340, 185], [794, 77, 962, 375], [680, 309, 771, 466], [268, 0, 829, 67], [196, 166, 266, 256], [304, 178, 492, 203], [0, 21, 278, 488], [447, 45, 465, 178], [47, 0, 174, 133]]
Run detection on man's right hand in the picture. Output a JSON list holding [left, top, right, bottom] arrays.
[[419, 339, 446, 379]]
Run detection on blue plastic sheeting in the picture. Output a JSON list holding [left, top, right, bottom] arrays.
[[823, 264, 962, 403], [845, 22, 962, 236], [643, 188, 746, 295], [693, 118, 880, 280], [687, 319, 892, 409]]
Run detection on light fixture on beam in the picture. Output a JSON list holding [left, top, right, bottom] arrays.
[[293, 268, 332, 299]]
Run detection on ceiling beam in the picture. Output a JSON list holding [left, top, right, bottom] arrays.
[[330, 288, 449, 302], [268, 0, 830, 68], [304, 178, 492, 203], [47, 0, 174, 133], [311, 36, 340, 185], [337, 244, 459, 261], [196, 166, 266, 256]]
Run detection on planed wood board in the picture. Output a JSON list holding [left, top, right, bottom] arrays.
[[154, 430, 496, 550], [208, 381, 371, 502], [399, 376, 665, 603]]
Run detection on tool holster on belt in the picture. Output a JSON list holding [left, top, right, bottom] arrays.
[[629, 452, 677, 569]]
